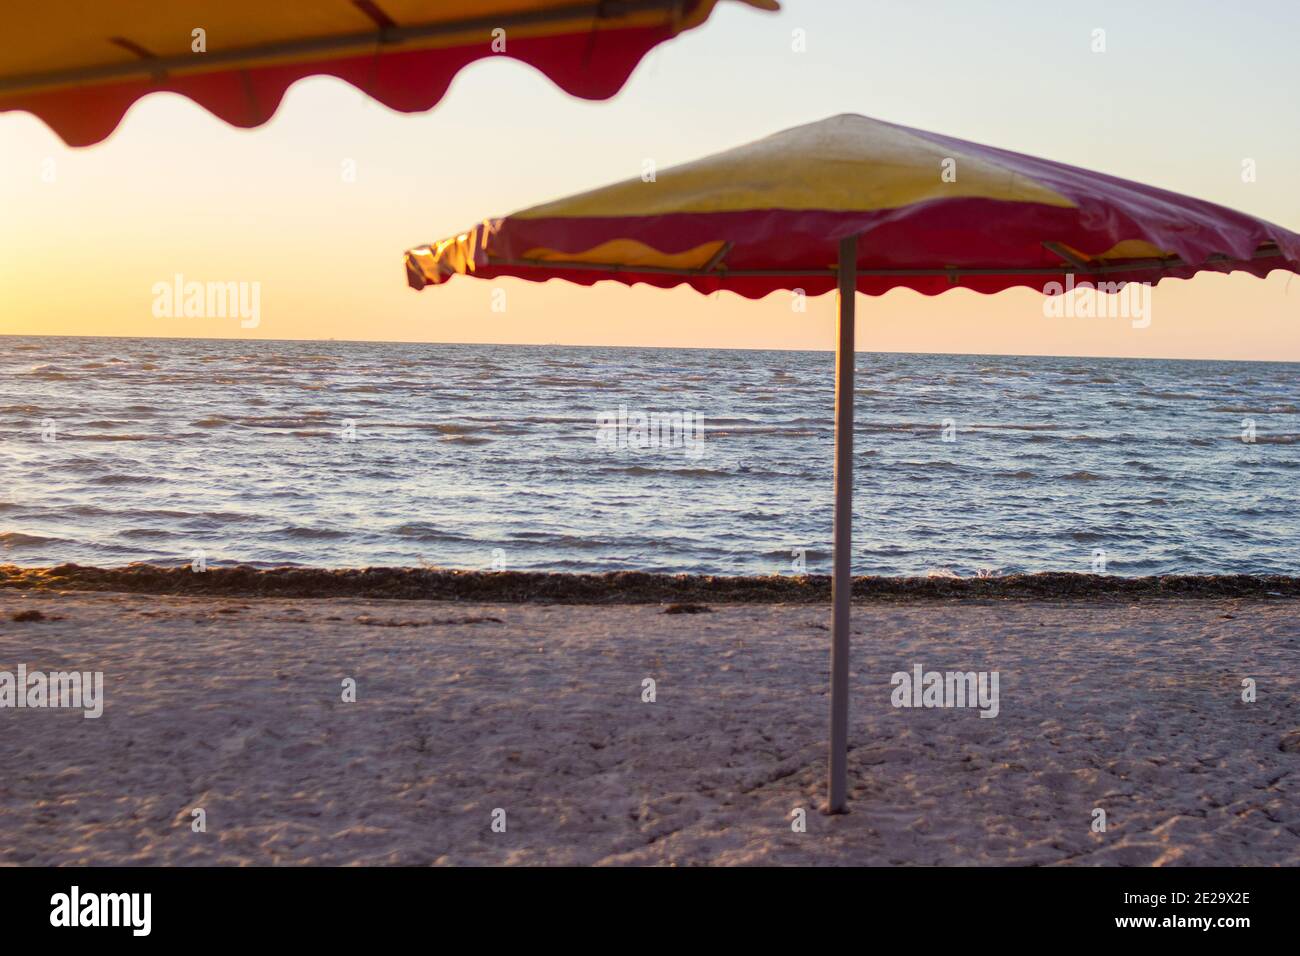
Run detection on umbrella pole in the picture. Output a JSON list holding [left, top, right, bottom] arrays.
[[828, 234, 856, 813]]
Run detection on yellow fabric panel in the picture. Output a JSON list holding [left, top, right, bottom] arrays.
[[1094, 239, 1171, 260], [6, 2, 375, 78], [3, 0, 767, 90], [408, 220, 500, 282], [1053, 240, 1173, 263], [519, 238, 727, 269], [515, 113, 1076, 219]]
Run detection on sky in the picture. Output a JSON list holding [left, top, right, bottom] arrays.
[[2, 0, 1297, 360]]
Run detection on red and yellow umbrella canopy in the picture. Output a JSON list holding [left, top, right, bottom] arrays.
[[0, 0, 776, 147], [405, 113, 1300, 297]]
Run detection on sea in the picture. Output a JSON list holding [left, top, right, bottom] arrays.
[[2, 336, 1296, 576]]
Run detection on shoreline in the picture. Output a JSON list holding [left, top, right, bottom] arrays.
[[3, 563, 1299, 603]]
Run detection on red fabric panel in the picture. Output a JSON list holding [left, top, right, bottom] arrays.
[[420, 193, 1298, 298]]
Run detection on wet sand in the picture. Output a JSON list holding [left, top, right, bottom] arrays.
[[4, 563, 1300, 602], [1, 588, 1296, 865]]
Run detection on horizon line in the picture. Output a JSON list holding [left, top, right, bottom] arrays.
[[2, 331, 1297, 365]]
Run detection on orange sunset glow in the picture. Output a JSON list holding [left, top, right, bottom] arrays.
[[3, 1, 1296, 359]]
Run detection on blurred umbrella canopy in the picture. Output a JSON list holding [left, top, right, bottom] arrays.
[[0, 0, 777, 146]]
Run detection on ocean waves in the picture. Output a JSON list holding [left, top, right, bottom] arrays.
[[1, 336, 1297, 575]]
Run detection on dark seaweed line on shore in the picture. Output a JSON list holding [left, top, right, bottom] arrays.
[[2, 564, 1299, 603]]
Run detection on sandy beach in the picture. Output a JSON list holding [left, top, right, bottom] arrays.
[[2, 586, 1296, 866]]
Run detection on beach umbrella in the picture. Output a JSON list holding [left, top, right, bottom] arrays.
[[0, 0, 776, 147], [403, 113, 1300, 812]]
